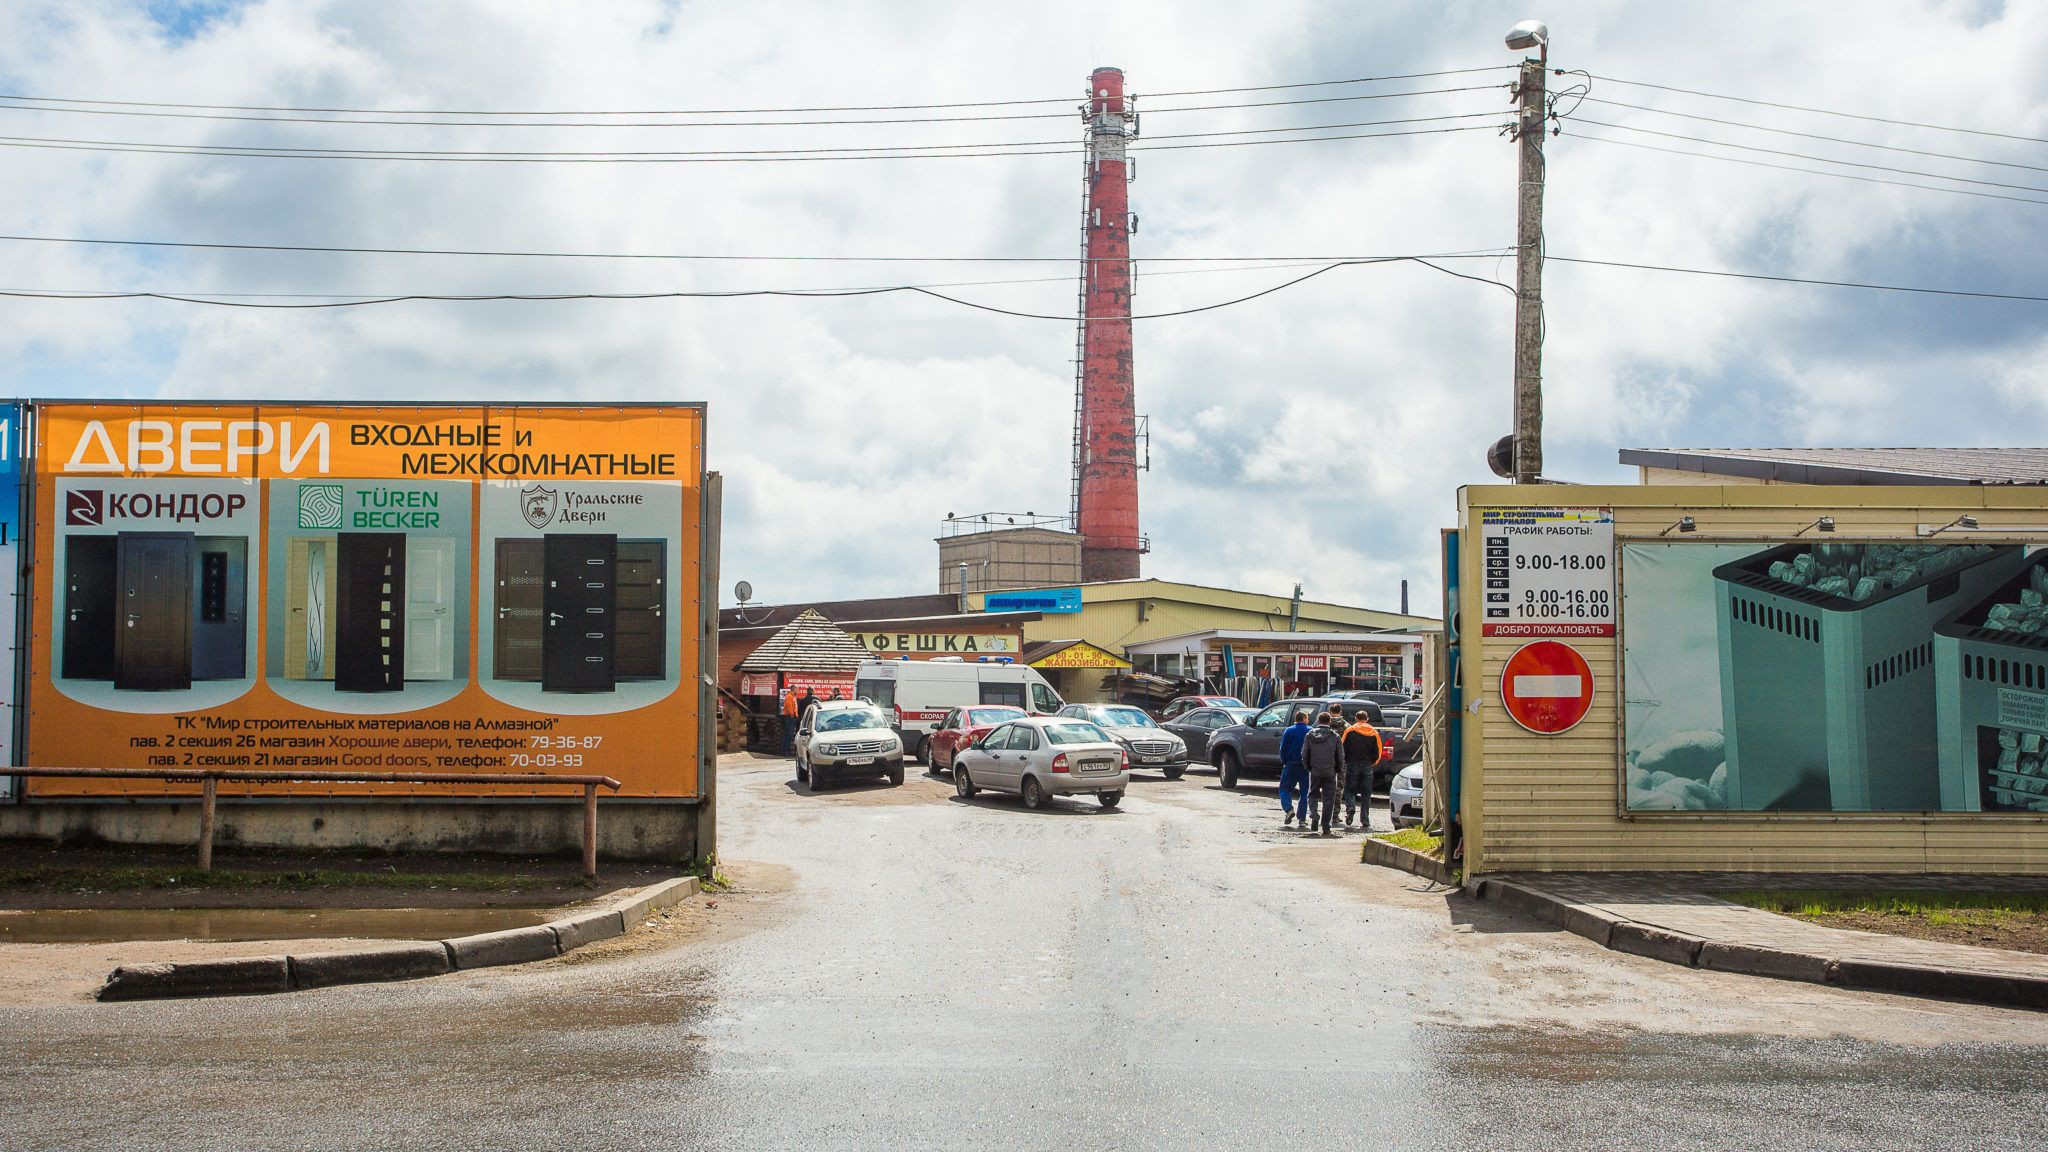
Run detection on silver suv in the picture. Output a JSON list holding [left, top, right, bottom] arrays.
[[796, 701, 906, 790]]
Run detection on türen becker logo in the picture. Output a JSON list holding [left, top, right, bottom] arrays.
[[66, 489, 102, 527], [521, 485, 558, 530]]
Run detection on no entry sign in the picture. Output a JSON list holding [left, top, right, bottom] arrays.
[[1500, 640, 1595, 734]]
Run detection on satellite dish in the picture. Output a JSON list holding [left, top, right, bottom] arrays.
[[1486, 435, 1516, 479], [734, 580, 754, 603]]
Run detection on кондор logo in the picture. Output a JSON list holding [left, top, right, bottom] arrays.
[[65, 489, 102, 526]]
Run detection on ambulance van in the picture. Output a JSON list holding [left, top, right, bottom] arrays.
[[855, 657, 1067, 764]]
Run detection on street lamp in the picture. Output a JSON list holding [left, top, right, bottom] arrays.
[[1505, 18, 1549, 60]]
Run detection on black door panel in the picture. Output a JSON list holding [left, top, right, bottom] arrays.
[[543, 534, 616, 693], [63, 535, 117, 681], [336, 532, 406, 693]]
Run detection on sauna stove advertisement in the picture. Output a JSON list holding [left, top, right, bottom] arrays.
[[1622, 539, 2047, 814], [26, 403, 704, 798]]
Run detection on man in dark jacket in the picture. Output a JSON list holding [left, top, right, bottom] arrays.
[[1277, 710, 1312, 827], [1302, 713, 1346, 836], [1342, 717, 1385, 828]]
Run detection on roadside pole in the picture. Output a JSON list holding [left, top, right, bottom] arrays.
[[1511, 42, 1548, 484]]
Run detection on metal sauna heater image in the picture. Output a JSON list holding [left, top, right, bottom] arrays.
[[1713, 541, 2026, 811], [1934, 551, 2048, 812]]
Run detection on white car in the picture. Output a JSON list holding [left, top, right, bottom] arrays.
[[1389, 762, 1424, 828], [796, 701, 906, 790], [951, 716, 1130, 810]]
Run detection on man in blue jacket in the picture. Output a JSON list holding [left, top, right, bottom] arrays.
[[1277, 709, 1312, 827]]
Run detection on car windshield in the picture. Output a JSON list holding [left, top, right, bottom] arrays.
[[968, 707, 1025, 727], [1044, 721, 1111, 746], [1091, 707, 1156, 728], [818, 708, 889, 732]]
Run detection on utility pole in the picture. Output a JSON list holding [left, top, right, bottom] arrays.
[[1507, 21, 1549, 485]]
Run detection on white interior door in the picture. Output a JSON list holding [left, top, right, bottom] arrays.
[[405, 538, 456, 681]]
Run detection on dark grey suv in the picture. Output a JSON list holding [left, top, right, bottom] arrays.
[[1205, 697, 1386, 789]]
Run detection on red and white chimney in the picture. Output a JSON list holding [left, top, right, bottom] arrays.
[[1073, 65, 1142, 582]]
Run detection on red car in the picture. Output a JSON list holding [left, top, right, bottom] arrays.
[[922, 705, 1028, 772]]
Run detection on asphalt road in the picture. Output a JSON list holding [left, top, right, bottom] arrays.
[[2, 754, 2045, 1151]]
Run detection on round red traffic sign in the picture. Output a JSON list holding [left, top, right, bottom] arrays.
[[1499, 640, 1595, 734]]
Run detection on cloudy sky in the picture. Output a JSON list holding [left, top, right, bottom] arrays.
[[1, 0, 2043, 614]]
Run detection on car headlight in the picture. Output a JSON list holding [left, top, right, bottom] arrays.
[[819, 743, 840, 755]]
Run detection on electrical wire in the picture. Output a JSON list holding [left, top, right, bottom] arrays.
[[1572, 117, 2048, 196], [0, 83, 1507, 128], [0, 121, 1503, 163], [1578, 96, 2048, 175], [0, 110, 1508, 161], [0, 256, 1517, 316], [0, 66, 1514, 117], [1566, 130, 2048, 208], [1547, 255, 2048, 304], [1583, 74, 2048, 147], [0, 233, 1518, 264]]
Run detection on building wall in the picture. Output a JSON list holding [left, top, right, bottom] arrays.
[[938, 528, 1084, 593], [1459, 484, 2048, 875], [975, 580, 1435, 654], [1639, 466, 1773, 486]]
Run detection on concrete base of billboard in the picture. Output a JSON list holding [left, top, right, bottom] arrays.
[[0, 797, 706, 863]]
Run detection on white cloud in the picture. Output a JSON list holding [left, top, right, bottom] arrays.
[[1, 0, 2045, 613]]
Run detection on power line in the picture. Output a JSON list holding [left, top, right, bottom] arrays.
[[1548, 255, 2048, 303], [1578, 96, 2048, 175], [1572, 117, 2048, 196], [0, 82, 1507, 129], [0, 110, 1507, 161], [1566, 131, 2048, 208], [0, 233, 1517, 264], [0, 121, 1502, 164], [0, 66, 1513, 118], [1584, 73, 2048, 147], [0, 255, 1517, 317]]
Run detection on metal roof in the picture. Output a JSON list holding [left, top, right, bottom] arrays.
[[1620, 447, 2048, 486]]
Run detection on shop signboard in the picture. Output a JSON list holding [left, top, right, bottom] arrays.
[[783, 672, 858, 699], [1295, 655, 1328, 672], [984, 587, 1082, 614], [1622, 539, 2045, 813], [1477, 506, 1614, 637], [25, 402, 706, 799], [0, 403, 23, 796], [849, 631, 1018, 655]]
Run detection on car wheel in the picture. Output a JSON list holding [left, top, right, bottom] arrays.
[[810, 761, 830, 791], [1217, 749, 1241, 789], [954, 764, 977, 798], [1097, 790, 1122, 809], [887, 761, 905, 786], [1162, 765, 1186, 781], [1021, 776, 1047, 810], [794, 753, 808, 785], [913, 736, 928, 767]]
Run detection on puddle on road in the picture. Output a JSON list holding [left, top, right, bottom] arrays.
[[0, 906, 553, 944]]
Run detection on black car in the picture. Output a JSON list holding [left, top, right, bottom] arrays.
[[1160, 706, 1256, 762], [1204, 697, 1387, 789]]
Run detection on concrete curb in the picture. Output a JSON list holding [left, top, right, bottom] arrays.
[[94, 874, 704, 1002], [1469, 878, 2045, 1011], [1360, 837, 1458, 886]]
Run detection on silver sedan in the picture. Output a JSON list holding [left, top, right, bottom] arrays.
[[952, 717, 1130, 810]]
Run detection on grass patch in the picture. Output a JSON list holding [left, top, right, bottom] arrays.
[[1725, 889, 2048, 927], [1372, 827, 1443, 859], [0, 865, 592, 894]]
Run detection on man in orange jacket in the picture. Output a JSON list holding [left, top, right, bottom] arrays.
[[1341, 714, 1388, 828], [782, 688, 801, 755]]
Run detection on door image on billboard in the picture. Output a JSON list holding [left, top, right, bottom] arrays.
[[115, 533, 192, 691], [617, 539, 666, 681], [405, 538, 456, 682], [545, 533, 617, 693], [494, 538, 543, 681], [335, 532, 404, 693], [63, 536, 117, 681]]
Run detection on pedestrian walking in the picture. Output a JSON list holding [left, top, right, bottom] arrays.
[[1277, 709, 1312, 826], [1303, 712, 1346, 836], [1342, 714, 1386, 828]]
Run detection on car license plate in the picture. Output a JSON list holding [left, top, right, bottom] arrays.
[[1141, 754, 1162, 763], [846, 755, 875, 766]]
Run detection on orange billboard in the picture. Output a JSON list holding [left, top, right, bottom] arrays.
[[26, 402, 707, 799]]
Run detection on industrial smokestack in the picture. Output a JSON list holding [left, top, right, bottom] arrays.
[[1073, 66, 1142, 582]]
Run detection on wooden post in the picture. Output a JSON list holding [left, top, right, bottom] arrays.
[[198, 776, 217, 872], [582, 783, 598, 879]]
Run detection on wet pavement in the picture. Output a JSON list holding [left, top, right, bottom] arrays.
[[0, 753, 2043, 1150], [0, 905, 554, 944]]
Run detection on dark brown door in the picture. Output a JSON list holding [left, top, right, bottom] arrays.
[[543, 534, 615, 693], [63, 535, 118, 681], [336, 532, 405, 693], [115, 532, 193, 691], [493, 538, 543, 681], [615, 539, 665, 681]]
